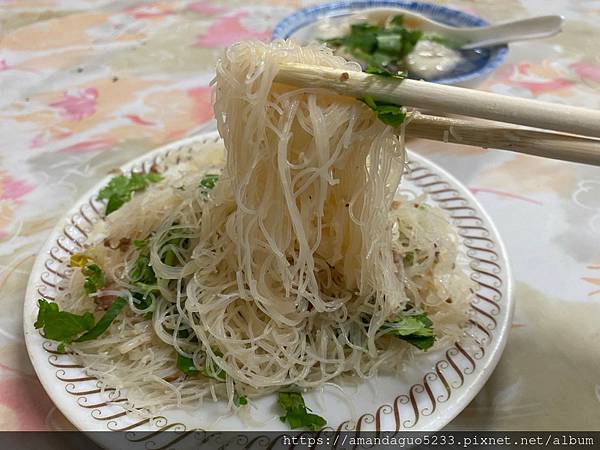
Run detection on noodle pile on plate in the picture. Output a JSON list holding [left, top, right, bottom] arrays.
[[46, 40, 473, 416]]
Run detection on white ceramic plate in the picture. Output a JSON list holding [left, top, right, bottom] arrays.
[[24, 131, 513, 447]]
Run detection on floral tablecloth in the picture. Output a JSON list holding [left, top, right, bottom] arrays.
[[0, 0, 599, 435]]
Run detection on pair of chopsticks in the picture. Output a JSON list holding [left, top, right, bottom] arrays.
[[275, 63, 600, 166]]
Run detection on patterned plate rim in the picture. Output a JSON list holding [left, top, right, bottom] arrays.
[[23, 131, 514, 443]]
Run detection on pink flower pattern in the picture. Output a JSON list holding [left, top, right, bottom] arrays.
[[187, 1, 225, 15], [187, 86, 213, 123], [194, 12, 271, 48], [570, 62, 600, 82], [0, 177, 33, 201], [59, 137, 115, 153], [0, 377, 54, 430], [125, 3, 174, 19], [125, 114, 155, 126], [49, 88, 98, 121]]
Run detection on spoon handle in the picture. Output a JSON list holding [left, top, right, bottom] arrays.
[[458, 15, 563, 49]]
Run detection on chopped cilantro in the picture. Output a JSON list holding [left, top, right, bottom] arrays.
[[389, 14, 404, 27], [277, 392, 327, 431], [233, 393, 248, 407], [342, 23, 379, 54], [133, 239, 148, 250], [98, 172, 162, 215], [365, 64, 407, 80], [323, 15, 423, 76], [361, 95, 406, 126], [177, 328, 190, 339], [130, 254, 156, 285], [129, 237, 165, 315], [402, 252, 414, 267], [70, 255, 106, 295], [35, 299, 94, 343], [161, 236, 188, 267], [82, 264, 105, 295], [204, 351, 227, 381], [162, 249, 176, 267], [176, 354, 200, 376], [129, 235, 188, 313], [399, 29, 422, 59], [381, 312, 435, 350], [176, 351, 227, 381], [35, 298, 126, 348], [128, 232, 191, 318], [199, 173, 219, 191]]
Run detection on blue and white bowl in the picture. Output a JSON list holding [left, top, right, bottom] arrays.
[[272, 0, 508, 86]]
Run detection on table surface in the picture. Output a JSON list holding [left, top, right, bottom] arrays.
[[0, 0, 599, 433]]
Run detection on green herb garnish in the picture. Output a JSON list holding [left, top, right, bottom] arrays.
[[176, 354, 200, 376], [342, 23, 379, 53], [277, 392, 327, 431], [381, 312, 435, 350], [35, 299, 95, 343], [163, 249, 177, 267], [129, 232, 189, 315], [204, 351, 227, 381], [199, 173, 219, 191], [233, 393, 248, 407], [70, 254, 106, 295], [75, 298, 128, 342], [323, 15, 422, 76], [35, 298, 127, 349], [160, 235, 188, 267], [128, 238, 158, 314], [131, 254, 156, 286], [365, 64, 407, 79], [361, 95, 406, 126], [176, 352, 227, 381], [389, 14, 404, 27], [98, 172, 162, 215], [177, 328, 190, 339], [82, 264, 105, 295], [133, 239, 148, 250]]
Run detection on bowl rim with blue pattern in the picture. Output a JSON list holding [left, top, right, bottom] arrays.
[[272, 0, 508, 85]]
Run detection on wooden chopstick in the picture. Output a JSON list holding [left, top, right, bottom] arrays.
[[275, 63, 600, 139], [404, 114, 600, 166]]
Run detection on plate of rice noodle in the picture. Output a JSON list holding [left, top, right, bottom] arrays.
[[24, 40, 512, 447]]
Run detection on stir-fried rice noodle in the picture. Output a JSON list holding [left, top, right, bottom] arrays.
[[57, 40, 473, 416]]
